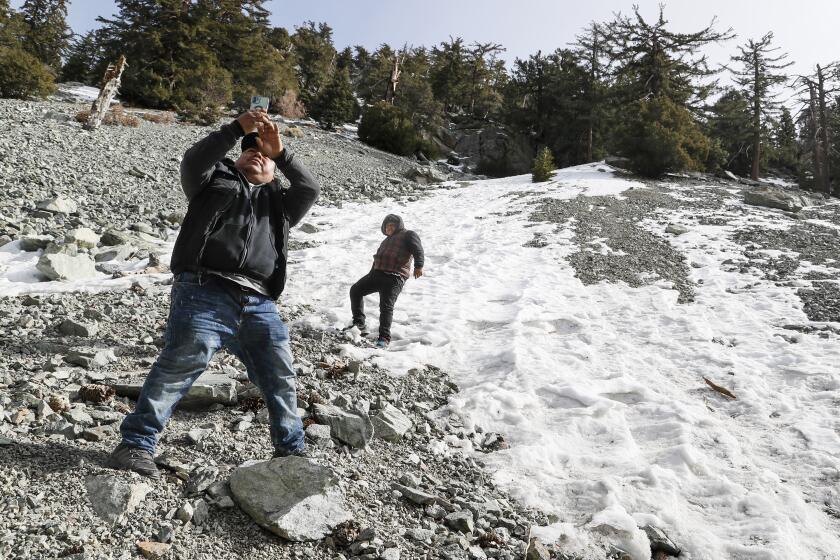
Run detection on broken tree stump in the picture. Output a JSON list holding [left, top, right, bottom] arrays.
[[84, 55, 128, 131]]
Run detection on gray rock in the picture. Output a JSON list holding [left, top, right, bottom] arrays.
[[58, 318, 99, 337], [305, 422, 332, 442], [444, 510, 475, 534], [665, 224, 690, 236], [643, 525, 681, 556], [392, 483, 437, 506], [19, 235, 53, 251], [192, 499, 209, 526], [184, 465, 218, 495], [526, 537, 551, 560], [85, 474, 151, 525], [36, 252, 97, 281], [371, 404, 413, 442], [175, 501, 194, 523], [313, 403, 373, 448], [111, 372, 238, 408], [298, 223, 319, 234], [381, 548, 401, 560], [95, 244, 135, 262], [744, 187, 808, 213], [37, 196, 77, 214], [64, 228, 100, 249], [63, 407, 94, 426], [64, 348, 115, 369], [405, 528, 435, 542], [229, 457, 352, 541], [100, 229, 132, 246], [405, 166, 447, 185]]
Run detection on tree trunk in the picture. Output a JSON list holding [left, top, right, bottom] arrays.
[[816, 65, 832, 196], [808, 82, 825, 193], [84, 55, 127, 131], [750, 58, 761, 181], [385, 56, 400, 104]]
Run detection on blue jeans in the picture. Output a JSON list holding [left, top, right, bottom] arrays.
[[119, 272, 304, 455]]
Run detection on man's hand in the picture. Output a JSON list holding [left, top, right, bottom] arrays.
[[236, 109, 265, 134], [255, 118, 284, 159], [414, 267, 423, 279]]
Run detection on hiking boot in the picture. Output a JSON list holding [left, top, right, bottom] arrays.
[[342, 323, 369, 336], [107, 442, 160, 479], [273, 445, 311, 459], [375, 338, 390, 349]]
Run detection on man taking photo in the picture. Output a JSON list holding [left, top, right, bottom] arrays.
[[108, 110, 319, 478]]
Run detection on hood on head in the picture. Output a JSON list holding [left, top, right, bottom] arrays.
[[381, 214, 404, 235]]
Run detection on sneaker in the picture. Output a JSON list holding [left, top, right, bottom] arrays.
[[107, 442, 160, 479], [342, 323, 369, 336], [375, 338, 390, 349]]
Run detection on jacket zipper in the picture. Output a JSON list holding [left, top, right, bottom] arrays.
[[237, 175, 255, 270], [196, 195, 235, 267]]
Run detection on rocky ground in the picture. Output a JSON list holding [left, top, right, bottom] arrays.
[[0, 99, 581, 560], [523, 173, 840, 323], [1, 96, 837, 560]]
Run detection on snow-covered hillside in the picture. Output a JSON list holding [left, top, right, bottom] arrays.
[[3, 155, 840, 559]]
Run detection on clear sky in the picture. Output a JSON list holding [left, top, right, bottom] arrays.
[[13, 0, 840, 83]]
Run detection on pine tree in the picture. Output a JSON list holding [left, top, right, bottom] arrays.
[[18, 0, 71, 71], [292, 21, 336, 106], [728, 32, 792, 180], [706, 89, 754, 175], [767, 107, 799, 174], [309, 68, 358, 127], [430, 37, 469, 113], [603, 6, 733, 176], [571, 22, 611, 162], [532, 146, 555, 182], [358, 101, 421, 156], [0, 0, 55, 98], [96, 0, 231, 118], [61, 30, 101, 84]]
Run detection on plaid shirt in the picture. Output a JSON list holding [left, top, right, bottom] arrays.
[[372, 229, 424, 280]]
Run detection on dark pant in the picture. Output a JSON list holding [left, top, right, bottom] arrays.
[[119, 272, 303, 455], [350, 270, 405, 340]]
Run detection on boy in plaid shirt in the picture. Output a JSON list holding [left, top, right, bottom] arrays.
[[346, 214, 424, 348]]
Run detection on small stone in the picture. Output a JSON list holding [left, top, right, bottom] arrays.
[[392, 483, 437, 506], [58, 318, 99, 337], [175, 502, 194, 523], [85, 475, 151, 525], [526, 537, 551, 560], [444, 510, 475, 534], [313, 403, 373, 449], [371, 404, 413, 442], [665, 224, 689, 236], [192, 499, 209, 525], [37, 196, 77, 214], [298, 223, 319, 234], [136, 541, 171, 560], [19, 235, 53, 251], [381, 548, 400, 560], [65, 228, 100, 249]]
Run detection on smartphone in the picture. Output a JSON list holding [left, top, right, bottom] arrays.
[[250, 95, 270, 111]]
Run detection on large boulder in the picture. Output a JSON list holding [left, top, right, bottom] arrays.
[[85, 474, 151, 525], [229, 457, 352, 541], [744, 186, 809, 212], [451, 126, 534, 176], [36, 252, 97, 281], [313, 403, 373, 448]]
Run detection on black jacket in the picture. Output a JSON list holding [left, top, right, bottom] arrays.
[[170, 121, 320, 298]]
